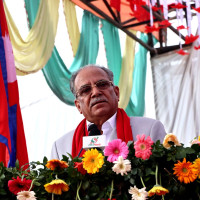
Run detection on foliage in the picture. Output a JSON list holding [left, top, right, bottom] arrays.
[[0, 136, 200, 200]]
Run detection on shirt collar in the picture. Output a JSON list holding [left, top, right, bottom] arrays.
[[86, 112, 117, 131]]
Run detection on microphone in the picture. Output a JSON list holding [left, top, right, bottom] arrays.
[[88, 124, 101, 136], [77, 124, 105, 157]]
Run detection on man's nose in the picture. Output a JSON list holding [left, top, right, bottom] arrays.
[[91, 85, 101, 96]]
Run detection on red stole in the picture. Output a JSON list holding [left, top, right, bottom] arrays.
[[71, 108, 133, 157]]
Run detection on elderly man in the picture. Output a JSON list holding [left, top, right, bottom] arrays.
[[51, 64, 166, 159]]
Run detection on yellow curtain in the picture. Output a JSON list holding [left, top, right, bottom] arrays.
[[118, 30, 136, 109], [3, 0, 59, 75], [63, 0, 80, 56]]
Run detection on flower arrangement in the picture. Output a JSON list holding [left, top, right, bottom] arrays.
[[0, 134, 200, 200]]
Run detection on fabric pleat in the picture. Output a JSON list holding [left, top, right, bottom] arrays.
[[4, 0, 59, 75]]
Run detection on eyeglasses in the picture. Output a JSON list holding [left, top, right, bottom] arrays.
[[76, 80, 113, 98]]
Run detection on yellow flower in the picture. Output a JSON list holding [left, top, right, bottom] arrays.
[[44, 179, 69, 195], [163, 133, 181, 149], [82, 148, 104, 174], [193, 158, 200, 179], [46, 159, 69, 170], [173, 158, 198, 184], [148, 185, 169, 197]]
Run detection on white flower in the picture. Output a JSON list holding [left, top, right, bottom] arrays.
[[129, 186, 148, 200], [112, 156, 131, 176], [17, 191, 36, 200]]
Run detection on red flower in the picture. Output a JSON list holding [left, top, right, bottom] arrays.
[[185, 34, 199, 44], [171, 3, 187, 9], [8, 176, 32, 195], [176, 49, 189, 55], [74, 162, 87, 175]]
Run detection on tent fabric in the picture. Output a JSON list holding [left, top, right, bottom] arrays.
[[151, 43, 199, 146], [3, 0, 59, 75]]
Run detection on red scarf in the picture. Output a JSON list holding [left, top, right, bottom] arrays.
[[71, 108, 133, 157]]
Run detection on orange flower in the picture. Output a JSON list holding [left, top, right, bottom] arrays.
[[148, 185, 169, 197], [46, 159, 69, 170], [173, 158, 198, 184], [44, 179, 69, 195], [193, 158, 200, 179], [163, 133, 181, 149]]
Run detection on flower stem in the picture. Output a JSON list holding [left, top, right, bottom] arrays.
[[76, 181, 82, 200], [140, 176, 146, 188], [109, 180, 114, 199], [28, 179, 35, 191], [155, 164, 158, 185]]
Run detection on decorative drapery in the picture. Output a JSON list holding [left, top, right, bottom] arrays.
[[4, 0, 59, 75], [151, 42, 199, 146], [5, 0, 148, 116], [125, 33, 149, 116], [118, 30, 136, 109], [63, 0, 80, 56]]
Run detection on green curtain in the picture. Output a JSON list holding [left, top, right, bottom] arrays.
[[125, 33, 148, 116], [100, 20, 122, 86]]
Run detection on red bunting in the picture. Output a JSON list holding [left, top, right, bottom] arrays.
[[193, 7, 200, 13], [176, 49, 189, 55], [185, 34, 199, 44], [170, 3, 187, 9], [194, 45, 200, 50], [144, 25, 159, 33], [177, 25, 188, 30], [152, 5, 163, 12], [110, 0, 121, 11], [128, 0, 150, 21], [159, 20, 171, 28]]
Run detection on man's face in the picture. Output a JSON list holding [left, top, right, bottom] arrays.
[[74, 67, 119, 123]]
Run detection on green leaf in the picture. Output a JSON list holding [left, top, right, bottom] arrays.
[[175, 148, 186, 159], [0, 174, 5, 180], [15, 160, 19, 169], [0, 188, 7, 195], [131, 168, 137, 175], [129, 178, 135, 185], [43, 157, 48, 164], [82, 181, 90, 190], [185, 147, 195, 154], [34, 181, 41, 186]]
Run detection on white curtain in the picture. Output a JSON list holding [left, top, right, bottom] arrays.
[[151, 43, 200, 146]]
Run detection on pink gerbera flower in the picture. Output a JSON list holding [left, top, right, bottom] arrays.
[[104, 139, 129, 162], [134, 134, 154, 160]]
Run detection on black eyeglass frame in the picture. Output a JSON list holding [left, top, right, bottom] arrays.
[[75, 80, 113, 98]]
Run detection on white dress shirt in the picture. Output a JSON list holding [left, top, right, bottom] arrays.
[[86, 113, 117, 145]]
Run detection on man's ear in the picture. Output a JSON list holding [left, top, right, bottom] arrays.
[[114, 86, 120, 101], [75, 99, 82, 114]]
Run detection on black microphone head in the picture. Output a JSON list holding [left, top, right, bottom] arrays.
[[88, 124, 101, 136]]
